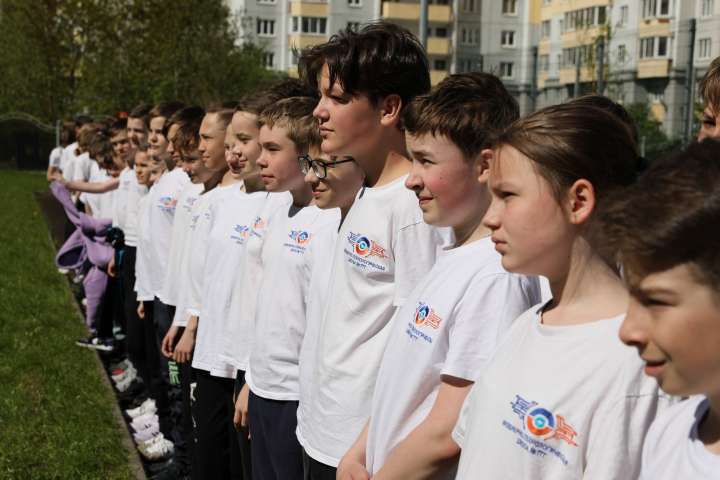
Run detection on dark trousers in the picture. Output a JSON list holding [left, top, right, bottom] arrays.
[[142, 301, 171, 437], [234, 370, 253, 480], [121, 246, 147, 385], [302, 450, 337, 480], [178, 357, 194, 473], [97, 274, 121, 340], [248, 390, 303, 480], [192, 369, 244, 480]]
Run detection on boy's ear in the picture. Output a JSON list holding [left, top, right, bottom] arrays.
[[477, 148, 494, 184], [379, 94, 403, 127], [566, 178, 595, 225]]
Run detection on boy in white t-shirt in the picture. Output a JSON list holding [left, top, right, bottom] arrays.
[[237, 96, 337, 479], [600, 140, 720, 480], [337, 73, 541, 480], [296, 22, 450, 476]]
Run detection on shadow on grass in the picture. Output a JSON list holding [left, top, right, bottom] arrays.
[[0, 171, 137, 479]]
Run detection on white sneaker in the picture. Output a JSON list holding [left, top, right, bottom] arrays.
[[57, 268, 69, 275], [139, 438, 174, 461], [112, 367, 136, 383], [133, 424, 161, 444], [131, 418, 159, 433], [130, 412, 158, 429], [115, 375, 137, 393], [125, 398, 156, 418]]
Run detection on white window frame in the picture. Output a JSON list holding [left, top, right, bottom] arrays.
[[262, 52, 275, 68], [348, 0, 362, 7], [539, 54, 550, 71], [541, 20, 551, 38], [619, 5, 629, 26], [501, 30, 516, 48], [347, 21, 360, 32], [639, 36, 671, 59], [256, 18, 275, 37], [502, 0, 517, 15], [701, 0, 714, 17], [291, 16, 327, 35], [500, 62, 514, 79], [698, 37, 712, 59], [643, 0, 672, 18]]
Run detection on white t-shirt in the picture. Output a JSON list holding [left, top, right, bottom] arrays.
[[134, 193, 154, 301], [72, 152, 94, 183], [246, 205, 340, 401], [135, 168, 189, 299], [171, 187, 223, 328], [299, 175, 452, 466], [218, 192, 293, 372], [48, 146, 63, 169], [157, 182, 204, 307], [116, 168, 147, 247], [80, 163, 116, 220], [191, 187, 269, 377], [296, 217, 340, 450], [184, 185, 235, 320], [365, 237, 542, 476], [640, 396, 720, 479], [452, 305, 672, 480], [60, 142, 79, 180]]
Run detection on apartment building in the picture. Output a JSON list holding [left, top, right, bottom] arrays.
[[225, 0, 484, 84], [534, 0, 720, 137]]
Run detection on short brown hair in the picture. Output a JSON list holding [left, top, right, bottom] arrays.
[[598, 139, 720, 289], [169, 106, 205, 155], [259, 96, 320, 154], [205, 103, 235, 129], [699, 56, 720, 114], [237, 79, 318, 117], [402, 73, 519, 159], [299, 21, 430, 108], [495, 102, 640, 206]]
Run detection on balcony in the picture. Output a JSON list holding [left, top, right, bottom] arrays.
[[427, 37, 450, 56], [288, 34, 327, 49], [560, 26, 602, 48], [637, 58, 670, 79], [638, 19, 671, 37], [430, 69, 447, 85], [559, 66, 594, 85], [382, 2, 452, 23], [290, 1, 329, 17]]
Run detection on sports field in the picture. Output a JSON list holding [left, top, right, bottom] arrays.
[[0, 171, 135, 479]]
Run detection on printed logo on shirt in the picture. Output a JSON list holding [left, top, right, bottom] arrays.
[[230, 224, 251, 244], [283, 230, 311, 254], [182, 196, 198, 213], [501, 394, 578, 467], [250, 216, 267, 239], [158, 196, 177, 213], [344, 232, 389, 272], [190, 214, 201, 230], [405, 303, 442, 344]]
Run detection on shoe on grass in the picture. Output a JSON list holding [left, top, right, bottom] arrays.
[[130, 411, 158, 429], [138, 438, 174, 462], [125, 398, 156, 418], [112, 367, 136, 384], [75, 336, 114, 352], [133, 424, 161, 444]]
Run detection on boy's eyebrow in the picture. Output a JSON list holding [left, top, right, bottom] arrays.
[[261, 141, 281, 149]]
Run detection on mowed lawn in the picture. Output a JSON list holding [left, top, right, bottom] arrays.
[[0, 171, 135, 479]]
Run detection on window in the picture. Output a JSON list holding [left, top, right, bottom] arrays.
[[543, 0, 552, 4], [347, 21, 360, 32], [501, 30, 516, 47], [257, 0, 276, 4], [617, 44, 627, 63], [262, 52, 274, 68], [500, 62, 514, 78], [434, 59, 447, 70], [435, 27, 448, 38], [701, 0, 714, 17], [256, 19, 275, 36], [461, 28, 479, 45], [619, 5, 629, 26], [348, 0, 361, 7], [541, 20, 551, 38], [699, 37, 712, 59], [292, 16, 327, 35], [643, 0, 671, 18], [561, 45, 592, 67], [502, 0, 517, 15], [462, 0, 475, 13], [539, 54, 549, 71], [640, 36, 670, 58], [563, 6, 606, 32]]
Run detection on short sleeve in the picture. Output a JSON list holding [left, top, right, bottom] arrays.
[[443, 274, 537, 381], [392, 221, 447, 307]]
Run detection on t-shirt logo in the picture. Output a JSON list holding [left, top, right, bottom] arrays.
[[182, 196, 198, 213], [511, 395, 578, 447], [250, 216, 267, 238], [289, 230, 311, 246], [231, 224, 250, 244], [158, 196, 177, 213], [347, 232, 388, 259], [414, 303, 442, 329]]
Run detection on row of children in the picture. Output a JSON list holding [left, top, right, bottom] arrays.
[[48, 21, 720, 480]]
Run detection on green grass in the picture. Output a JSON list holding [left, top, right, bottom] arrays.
[[0, 171, 135, 479]]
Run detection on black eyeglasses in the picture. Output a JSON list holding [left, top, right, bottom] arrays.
[[298, 154, 355, 179]]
